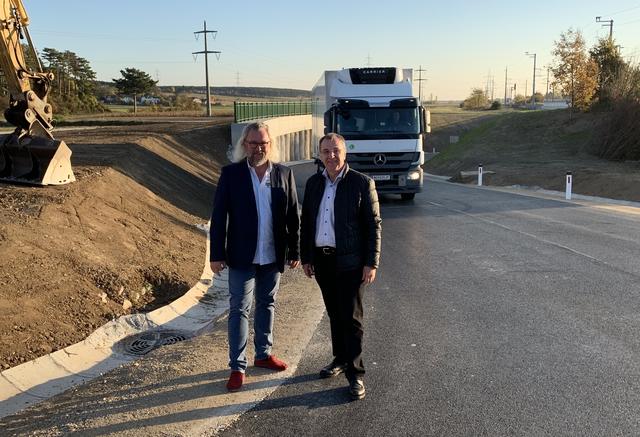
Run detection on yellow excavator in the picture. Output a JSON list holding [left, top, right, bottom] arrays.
[[0, 0, 74, 185]]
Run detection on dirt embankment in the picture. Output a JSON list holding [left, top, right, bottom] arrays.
[[425, 109, 640, 202], [0, 118, 232, 369]]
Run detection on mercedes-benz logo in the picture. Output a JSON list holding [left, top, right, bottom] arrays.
[[373, 154, 386, 166]]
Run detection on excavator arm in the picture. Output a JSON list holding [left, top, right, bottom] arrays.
[[0, 0, 74, 185]]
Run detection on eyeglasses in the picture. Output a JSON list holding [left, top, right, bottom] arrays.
[[245, 141, 271, 148]]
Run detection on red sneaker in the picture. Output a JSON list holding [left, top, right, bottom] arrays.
[[254, 355, 288, 371], [226, 371, 245, 391]]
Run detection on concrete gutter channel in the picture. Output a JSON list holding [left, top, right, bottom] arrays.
[[2, 163, 639, 435]]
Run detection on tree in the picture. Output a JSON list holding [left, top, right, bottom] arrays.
[[513, 94, 527, 106], [594, 63, 640, 160], [589, 37, 626, 104], [175, 93, 201, 111], [462, 88, 489, 110], [113, 68, 157, 114], [40, 47, 102, 113], [533, 92, 545, 103], [551, 28, 598, 114]]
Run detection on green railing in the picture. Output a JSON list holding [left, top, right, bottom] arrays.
[[234, 101, 312, 123]]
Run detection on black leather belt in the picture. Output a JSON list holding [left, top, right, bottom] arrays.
[[315, 246, 336, 255]]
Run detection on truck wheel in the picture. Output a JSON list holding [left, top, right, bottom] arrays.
[[401, 193, 415, 201]]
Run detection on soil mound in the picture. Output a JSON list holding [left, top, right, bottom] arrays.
[[0, 119, 231, 369]]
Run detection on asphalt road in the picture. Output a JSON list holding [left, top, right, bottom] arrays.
[[218, 176, 640, 437]]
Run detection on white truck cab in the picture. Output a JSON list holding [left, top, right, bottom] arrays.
[[312, 67, 430, 200]]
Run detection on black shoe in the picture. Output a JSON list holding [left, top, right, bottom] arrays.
[[319, 360, 347, 379], [349, 378, 365, 400]]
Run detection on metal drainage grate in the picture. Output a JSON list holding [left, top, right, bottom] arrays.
[[115, 330, 191, 356]]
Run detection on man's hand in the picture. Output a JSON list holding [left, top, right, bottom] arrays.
[[303, 263, 314, 278], [210, 261, 226, 275], [362, 266, 377, 285], [288, 260, 300, 269]]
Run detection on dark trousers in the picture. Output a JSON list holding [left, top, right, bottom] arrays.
[[313, 248, 365, 379]]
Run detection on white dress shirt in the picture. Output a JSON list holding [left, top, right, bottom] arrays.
[[248, 161, 275, 265], [315, 167, 345, 247]]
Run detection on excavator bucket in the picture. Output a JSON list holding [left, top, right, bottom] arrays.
[[0, 133, 75, 185]]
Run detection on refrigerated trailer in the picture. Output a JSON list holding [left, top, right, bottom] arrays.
[[312, 67, 430, 200]]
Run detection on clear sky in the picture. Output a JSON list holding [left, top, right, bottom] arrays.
[[25, 0, 640, 100]]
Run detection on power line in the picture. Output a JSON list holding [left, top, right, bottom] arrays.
[[605, 4, 640, 16], [618, 17, 640, 25]]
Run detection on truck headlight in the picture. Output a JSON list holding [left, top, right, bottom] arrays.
[[408, 171, 421, 180]]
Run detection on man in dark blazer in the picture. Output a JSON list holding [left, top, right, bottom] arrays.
[[301, 133, 382, 400], [210, 122, 300, 392]]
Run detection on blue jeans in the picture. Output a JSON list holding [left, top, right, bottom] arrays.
[[227, 263, 281, 372]]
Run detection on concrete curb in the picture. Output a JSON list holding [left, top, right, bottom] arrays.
[[0, 223, 227, 419]]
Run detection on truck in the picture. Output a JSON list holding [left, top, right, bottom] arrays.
[[312, 67, 429, 200]]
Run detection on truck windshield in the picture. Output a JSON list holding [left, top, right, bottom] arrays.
[[336, 107, 420, 137]]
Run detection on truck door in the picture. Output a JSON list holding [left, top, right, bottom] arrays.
[[323, 107, 336, 134]]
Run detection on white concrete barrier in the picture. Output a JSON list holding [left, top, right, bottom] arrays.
[[230, 115, 313, 163]]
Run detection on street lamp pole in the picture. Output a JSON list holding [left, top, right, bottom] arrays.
[[525, 52, 536, 105], [596, 16, 614, 41]]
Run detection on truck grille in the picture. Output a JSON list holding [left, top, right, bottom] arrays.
[[346, 152, 419, 172]]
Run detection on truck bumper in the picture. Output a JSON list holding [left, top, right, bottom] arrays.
[[368, 166, 423, 194]]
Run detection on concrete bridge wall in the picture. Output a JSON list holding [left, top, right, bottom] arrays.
[[230, 115, 313, 163]]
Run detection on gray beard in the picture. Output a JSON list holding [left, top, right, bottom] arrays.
[[249, 154, 268, 167]]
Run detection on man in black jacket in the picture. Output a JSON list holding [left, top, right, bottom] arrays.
[[301, 133, 382, 400], [210, 122, 300, 392]]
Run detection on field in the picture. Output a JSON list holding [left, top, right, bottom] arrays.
[[63, 93, 305, 120]]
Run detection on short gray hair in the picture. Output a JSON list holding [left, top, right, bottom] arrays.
[[319, 132, 346, 148], [232, 121, 280, 163]]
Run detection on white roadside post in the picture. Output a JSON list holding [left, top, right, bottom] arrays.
[[565, 171, 572, 200], [478, 164, 483, 186]]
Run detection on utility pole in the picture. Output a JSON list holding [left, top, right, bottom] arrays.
[[484, 71, 492, 99], [596, 16, 614, 41], [365, 53, 372, 66], [415, 65, 427, 102], [504, 66, 508, 104], [525, 52, 536, 105], [545, 66, 550, 98], [236, 71, 240, 87], [491, 77, 495, 101], [193, 21, 221, 117]]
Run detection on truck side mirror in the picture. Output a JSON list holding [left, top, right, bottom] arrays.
[[420, 107, 431, 134], [323, 109, 333, 134]]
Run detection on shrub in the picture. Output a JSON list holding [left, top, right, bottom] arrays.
[[593, 64, 640, 160]]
